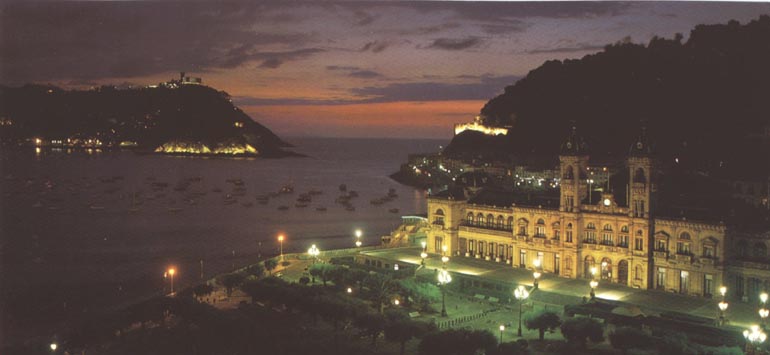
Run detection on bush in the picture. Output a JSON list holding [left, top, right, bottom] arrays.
[[281, 260, 291, 267], [609, 326, 652, 353], [560, 317, 604, 349], [524, 311, 561, 340]]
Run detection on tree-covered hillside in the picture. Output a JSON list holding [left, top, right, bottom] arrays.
[[0, 83, 293, 156], [448, 15, 770, 172]]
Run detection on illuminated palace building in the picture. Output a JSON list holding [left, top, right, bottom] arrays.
[[427, 127, 770, 301]]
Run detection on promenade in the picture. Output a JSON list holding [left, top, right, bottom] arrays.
[[362, 247, 762, 331]]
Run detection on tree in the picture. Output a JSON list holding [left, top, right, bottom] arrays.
[[308, 264, 336, 286], [244, 263, 265, 278], [355, 312, 386, 346], [192, 284, 214, 299], [384, 311, 433, 355], [560, 317, 604, 349], [218, 273, 246, 297], [418, 329, 497, 355], [397, 278, 440, 309], [264, 258, 278, 276], [609, 326, 652, 354], [349, 268, 369, 292], [524, 311, 561, 340], [363, 273, 398, 314]]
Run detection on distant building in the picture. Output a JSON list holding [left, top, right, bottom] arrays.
[[426, 125, 770, 301]]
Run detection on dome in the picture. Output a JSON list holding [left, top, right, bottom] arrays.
[[560, 125, 589, 155]]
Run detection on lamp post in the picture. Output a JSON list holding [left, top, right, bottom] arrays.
[[355, 229, 363, 247], [50, 343, 57, 352], [589, 266, 598, 300], [308, 244, 320, 265], [499, 325, 505, 344], [760, 292, 769, 329], [421, 241, 428, 266], [438, 269, 452, 316], [165, 267, 176, 294], [744, 325, 767, 355], [278, 234, 285, 261], [533, 259, 542, 290], [718, 286, 728, 326], [514, 285, 530, 337]]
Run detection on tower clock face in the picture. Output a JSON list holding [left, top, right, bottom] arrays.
[[603, 198, 611, 206]]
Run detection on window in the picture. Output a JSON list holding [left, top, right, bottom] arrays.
[[676, 241, 691, 255], [703, 244, 715, 258], [603, 224, 613, 231], [519, 250, 527, 268], [486, 214, 494, 228], [496, 215, 504, 229], [517, 219, 528, 236], [466, 212, 474, 225], [434, 237, 443, 253], [737, 240, 748, 258], [753, 242, 767, 259], [584, 229, 597, 244], [565, 256, 572, 271], [602, 231, 613, 246], [657, 267, 666, 289], [621, 225, 629, 233], [680, 271, 689, 293], [566, 223, 573, 243], [535, 219, 545, 237], [553, 222, 561, 240], [679, 232, 691, 240], [506, 217, 514, 230], [619, 235, 629, 248], [635, 265, 643, 280], [704, 274, 714, 297], [634, 238, 644, 251], [554, 254, 560, 274], [537, 252, 544, 267], [656, 240, 667, 252], [477, 213, 484, 226]]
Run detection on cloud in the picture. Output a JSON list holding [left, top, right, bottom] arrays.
[[235, 74, 522, 106], [326, 65, 382, 78], [353, 10, 377, 26], [0, 2, 322, 83], [527, 43, 605, 54], [398, 23, 462, 35], [426, 37, 483, 51], [479, 21, 529, 34], [361, 40, 389, 53], [400, 2, 631, 24]]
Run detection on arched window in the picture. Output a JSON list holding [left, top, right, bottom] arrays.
[[565, 223, 574, 243], [736, 240, 748, 258], [466, 212, 474, 225], [517, 218, 529, 236], [679, 232, 691, 240], [486, 214, 494, 228], [496, 215, 504, 229], [603, 224, 613, 231], [552, 222, 561, 240], [634, 168, 646, 183], [563, 165, 574, 180], [753, 242, 767, 259], [433, 209, 445, 225], [602, 225, 613, 245], [702, 237, 717, 258], [587, 223, 596, 230], [477, 213, 484, 226], [535, 218, 545, 237], [506, 217, 514, 230], [621, 225, 629, 233]]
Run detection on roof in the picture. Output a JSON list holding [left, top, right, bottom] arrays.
[[429, 185, 467, 200], [560, 125, 589, 156], [628, 126, 655, 157], [468, 188, 560, 209]]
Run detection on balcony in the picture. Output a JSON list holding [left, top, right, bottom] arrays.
[[654, 250, 668, 259], [459, 223, 513, 237], [675, 253, 693, 264], [700, 257, 719, 267]]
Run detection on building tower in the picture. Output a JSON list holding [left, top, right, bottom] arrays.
[[627, 126, 655, 218], [559, 125, 589, 212]]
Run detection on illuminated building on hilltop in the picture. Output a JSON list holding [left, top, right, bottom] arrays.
[[454, 116, 508, 136], [426, 125, 770, 301]]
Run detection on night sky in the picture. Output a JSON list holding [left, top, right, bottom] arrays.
[[2, 2, 768, 138]]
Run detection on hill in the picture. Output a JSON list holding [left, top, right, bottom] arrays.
[[445, 15, 770, 174], [0, 83, 295, 157]]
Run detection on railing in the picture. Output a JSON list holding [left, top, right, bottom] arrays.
[[654, 250, 668, 259], [675, 253, 693, 264]]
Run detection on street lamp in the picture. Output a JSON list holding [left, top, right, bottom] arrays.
[[718, 301, 729, 326], [744, 325, 767, 354], [165, 267, 176, 294], [308, 244, 320, 264], [347, 287, 353, 294], [589, 280, 598, 300], [514, 285, 530, 337], [533, 259, 542, 290], [420, 241, 428, 266], [278, 234, 285, 261], [438, 269, 452, 317], [499, 325, 505, 343], [355, 229, 363, 247], [759, 308, 769, 327], [50, 343, 57, 351]]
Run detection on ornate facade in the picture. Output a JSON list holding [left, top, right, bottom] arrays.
[[424, 127, 769, 299]]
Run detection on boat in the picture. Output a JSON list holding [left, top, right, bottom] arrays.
[[168, 207, 183, 213], [89, 204, 105, 210], [389, 208, 400, 213], [315, 206, 327, 212], [279, 184, 294, 194], [277, 205, 289, 211]]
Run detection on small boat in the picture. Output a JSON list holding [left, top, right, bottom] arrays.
[[277, 205, 289, 211], [89, 204, 105, 210], [389, 208, 400, 213], [315, 206, 327, 212], [168, 207, 183, 213]]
